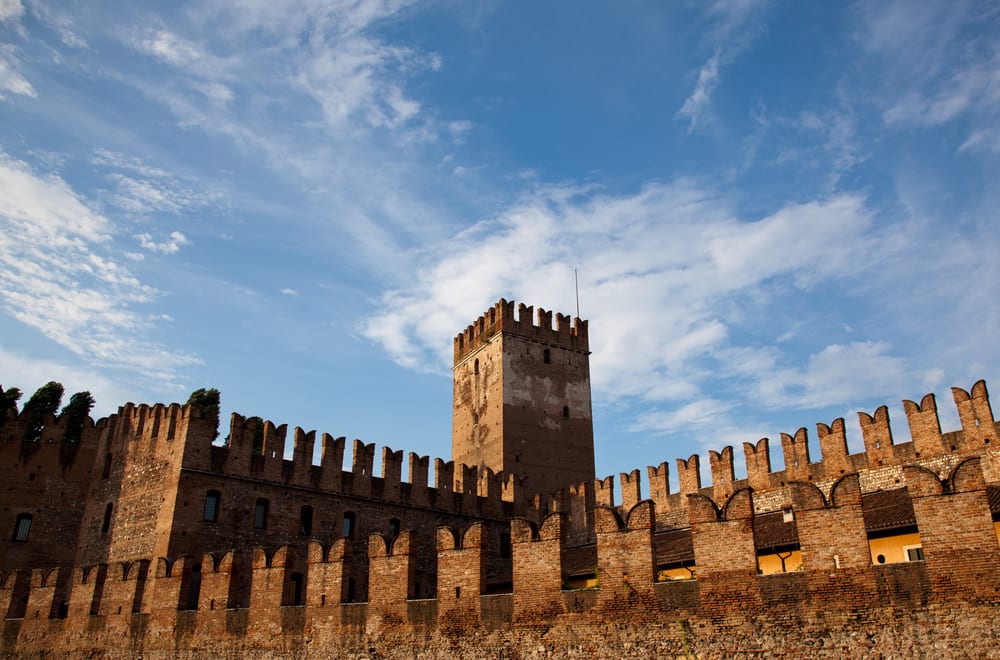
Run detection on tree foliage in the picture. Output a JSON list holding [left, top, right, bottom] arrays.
[[0, 385, 22, 431], [22, 381, 64, 442], [186, 387, 220, 439], [60, 391, 96, 443]]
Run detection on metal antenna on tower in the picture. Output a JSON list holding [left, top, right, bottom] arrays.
[[574, 268, 580, 319]]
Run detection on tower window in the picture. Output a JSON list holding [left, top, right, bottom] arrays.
[[389, 518, 401, 536], [254, 499, 269, 530], [342, 512, 356, 538], [203, 490, 221, 522], [102, 453, 112, 479], [543, 349, 551, 364], [563, 406, 569, 418], [300, 505, 314, 536], [474, 358, 479, 375], [12, 514, 32, 542]]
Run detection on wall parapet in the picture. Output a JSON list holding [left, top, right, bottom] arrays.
[[453, 298, 589, 364]]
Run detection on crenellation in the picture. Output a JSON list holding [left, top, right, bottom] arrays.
[[904, 393, 945, 459], [816, 417, 850, 477], [709, 446, 735, 502], [319, 434, 346, 491], [859, 405, 896, 466], [780, 427, 811, 481], [619, 469, 641, 511], [677, 454, 702, 496], [291, 428, 316, 487], [381, 446, 404, 501], [953, 380, 996, 449], [594, 475, 614, 508], [351, 440, 376, 497]]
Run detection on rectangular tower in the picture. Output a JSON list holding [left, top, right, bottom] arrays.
[[452, 299, 595, 496]]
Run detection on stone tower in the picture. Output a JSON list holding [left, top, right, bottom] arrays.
[[452, 299, 595, 496]]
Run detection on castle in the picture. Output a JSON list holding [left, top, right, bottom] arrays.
[[2, 299, 1000, 657]]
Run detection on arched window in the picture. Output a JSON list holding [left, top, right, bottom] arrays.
[[300, 505, 314, 536], [101, 503, 113, 535], [12, 513, 32, 542], [203, 490, 221, 522], [342, 512, 355, 538], [254, 499, 269, 530]]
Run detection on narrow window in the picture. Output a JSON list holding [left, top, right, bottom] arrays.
[[342, 512, 355, 538], [346, 578, 356, 603], [562, 406, 569, 418], [254, 499, 269, 530], [389, 518, 400, 536], [203, 490, 221, 522], [473, 358, 479, 375], [185, 563, 202, 611], [499, 532, 512, 559], [12, 513, 32, 542], [300, 505, 314, 536], [102, 453, 112, 479], [543, 349, 551, 364], [289, 573, 304, 606], [101, 503, 113, 535]]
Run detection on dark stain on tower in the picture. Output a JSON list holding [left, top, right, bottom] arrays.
[[452, 299, 595, 496]]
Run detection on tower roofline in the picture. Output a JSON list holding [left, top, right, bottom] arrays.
[[452, 298, 589, 364]]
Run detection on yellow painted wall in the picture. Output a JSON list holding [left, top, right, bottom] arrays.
[[757, 550, 802, 575], [995, 521, 1000, 546], [657, 566, 696, 581], [869, 532, 922, 564]]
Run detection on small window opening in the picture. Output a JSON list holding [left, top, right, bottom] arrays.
[[289, 573, 304, 606], [13, 513, 32, 542], [499, 532, 512, 559], [876, 554, 886, 564], [473, 359, 479, 375], [254, 499, 269, 530], [543, 349, 551, 364], [455, 586, 461, 599], [186, 563, 202, 610], [472, 412, 479, 425], [562, 406, 569, 418], [346, 578, 356, 603], [102, 453, 112, 479], [342, 512, 355, 538], [101, 503, 113, 535], [389, 518, 401, 536], [905, 545, 925, 562], [300, 505, 314, 536], [203, 490, 221, 522]]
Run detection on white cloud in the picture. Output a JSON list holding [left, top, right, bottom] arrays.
[[0, 44, 34, 99], [280, 287, 298, 297], [0, 0, 23, 23], [0, 153, 198, 384], [138, 30, 203, 67], [676, 0, 770, 130], [137, 231, 188, 254], [677, 51, 722, 130]]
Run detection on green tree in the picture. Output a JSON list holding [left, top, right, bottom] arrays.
[[60, 391, 96, 443], [0, 385, 22, 431], [186, 387, 220, 439], [22, 381, 64, 442]]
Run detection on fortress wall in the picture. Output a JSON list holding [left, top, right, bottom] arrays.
[[5, 466, 1000, 657]]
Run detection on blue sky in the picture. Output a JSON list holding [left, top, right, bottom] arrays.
[[1, 0, 998, 493]]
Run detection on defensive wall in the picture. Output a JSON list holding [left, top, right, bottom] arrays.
[[3, 381, 1000, 656]]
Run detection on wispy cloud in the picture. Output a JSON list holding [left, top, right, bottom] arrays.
[[677, 0, 770, 130], [0, 153, 199, 384], [854, 0, 1000, 148]]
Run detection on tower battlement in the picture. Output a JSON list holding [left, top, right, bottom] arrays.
[[453, 298, 588, 364]]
